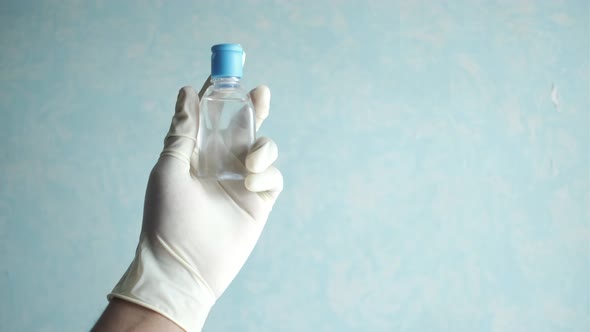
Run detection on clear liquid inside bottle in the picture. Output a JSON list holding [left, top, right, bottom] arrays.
[[196, 77, 255, 180]]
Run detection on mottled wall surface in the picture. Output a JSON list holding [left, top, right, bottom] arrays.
[[0, 1, 588, 331]]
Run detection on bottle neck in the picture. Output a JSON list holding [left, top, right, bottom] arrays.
[[211, 77, 241, 88]]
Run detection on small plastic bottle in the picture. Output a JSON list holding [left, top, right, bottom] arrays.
[[196, 44, 255, 180]]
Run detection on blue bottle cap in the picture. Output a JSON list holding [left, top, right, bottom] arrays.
[[211, 44, 244, 78]]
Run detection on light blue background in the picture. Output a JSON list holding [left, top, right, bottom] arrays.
[[1, 0, 589, 331]]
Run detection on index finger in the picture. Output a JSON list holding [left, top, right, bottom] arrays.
[[249, 85, 271, 131]]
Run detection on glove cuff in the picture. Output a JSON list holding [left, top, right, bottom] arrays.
[[108, 236, 216, 332]]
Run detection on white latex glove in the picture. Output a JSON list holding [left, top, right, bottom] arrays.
[[108, 85, 282, 332]]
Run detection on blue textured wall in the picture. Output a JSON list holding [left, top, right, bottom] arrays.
[[1, 1, 588, 331]]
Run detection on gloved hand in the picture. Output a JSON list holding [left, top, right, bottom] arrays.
[[108, 85, 282, 332]]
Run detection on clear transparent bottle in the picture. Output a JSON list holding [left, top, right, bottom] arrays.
[[196, 44, 255, 180]]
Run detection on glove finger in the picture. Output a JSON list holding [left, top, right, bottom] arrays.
[[245, 137, 278, 174], [249, 85, 271, 131], [161, 86, 199, 165], [245, 165, 283, 199]]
